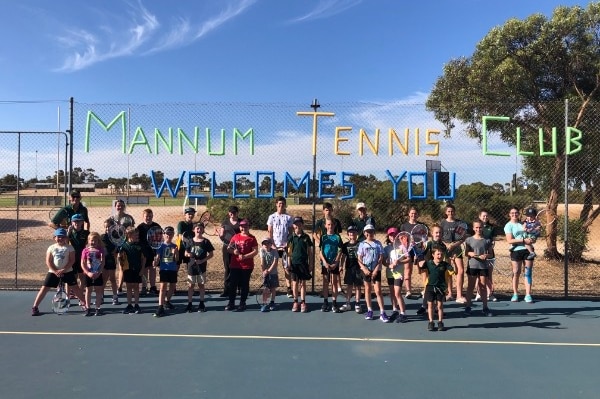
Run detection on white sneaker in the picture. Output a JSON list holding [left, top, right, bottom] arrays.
[[340, 303, 351, 312], [456, 297, 467, 304], [488, 294, 498, 302], [474, 294, 482, 302]]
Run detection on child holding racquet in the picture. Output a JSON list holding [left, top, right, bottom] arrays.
[[440, 204, 468, 303], [399, 206, 424, 298], [68, 214, 89, 303], [522, 208, 541, 260], [383, 227, 408, 323], [259, 237, 279, 312], [339, 225, 364, 313], [319, 219, 343, 313], [32, 228, 86, 316], [357, 224, 388, 322], [464, 220, 493, 317], [287, 216, 314, 313], [118, 227, 146, 314], [226, 219, 258, 312], [137, 208, 161, 296], [185, 222, 215, 313], [153, 226, 179, 317], [419, 247, 453, 331], [416, 225, 446, 316], [101, 219, 119, 305], [81, 232, 106, 316]]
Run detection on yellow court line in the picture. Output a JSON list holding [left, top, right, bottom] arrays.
[[0, 330, 599, 347]]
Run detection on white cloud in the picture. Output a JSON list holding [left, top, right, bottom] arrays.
[[288, 0, 362, 23]]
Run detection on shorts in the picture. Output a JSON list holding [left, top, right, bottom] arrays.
[[321, 264, 340, 276], [43, 270, 77, 288], [178, 245, 189, 265], [72, 261, 83, 274], [387, 277, 403, 287], [424, 285, 446, 303], [104, 261, 117, 271], [466, 267, 489, 277], [188, 273, 206, 284], [290, 263, 312, 281], [85, 275, 104, 287], [362, 269, 381, 284], [262, 273, 280, 288], [510, 249, 530, 262], [122, 269, 142, 284], [187, 263, 207, 276], [159, 270, 178, 284], [344, 267, 363, 286]]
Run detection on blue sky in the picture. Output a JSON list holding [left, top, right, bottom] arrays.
[[0, 0, 590, 187]]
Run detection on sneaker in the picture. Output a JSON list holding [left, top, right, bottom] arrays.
[[260, 304, 269, 312], [340, 303, 351, 312], [112, 296, 119, 305], [269, 302, 276, 311], [488, 294, 498, 302], [165, 301, 175, 310], [300, 303, 308, 313], [331, 304, 341, 313], [140, 287, 148, 297], [94, 308, 103, 316], [123, 304, 134, 314], [31, 306, 40, 316], [416, 307, 427, 316], [224, 303, 235, 311], [153, 307, 165, 317], [527, 252, 536, 260], [474, 294, 482, 302], [117, 288, 123, 295], [511, 294, 519, 302], [134, 304, 142, 314], [464, 306, 472, 315], [186, 303, 194, 313], [321, 303, 330, 312], [456, 297, 467, 304], [390, 310, 399, 321], [197, 302, 207, 313], [446, 295, 455, 301], [427, 321, 435, 331], [287, 288, 293, 298], [524, 294, 533, 303], [380, 312, 390, 323], [482, 308, 493, 317], [292, 302, 300, 312], [364, 310, 374, 320], [149, 286, 159, 296], [355, 304, 362, 314], [437, 321, 445, 331], [84, 308, 93, 317], [236, 303, 247, 312], [396, 314, 408, 323], [404, 291, 412, 299]]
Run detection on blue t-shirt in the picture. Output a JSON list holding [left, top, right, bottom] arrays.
[[156, 243, 178, 271], [504, 221, 526, 251], [357, 239, 384, 271], [320, 233, 342, 264]]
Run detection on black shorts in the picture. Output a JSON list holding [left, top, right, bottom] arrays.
[[104, 261, 117, 271], [387, 277, 403, 287], [178, 246, 189, 265], [466, 267, 489, 277], [159, 270, 178, 283], [43, 270, 78, 288], [72, 261, 83, 274], [344, 267, 363, 286], [290, 263, 312, 281], [510, 249, 530, 262], [424, 285, 446, 303], [122, 269, 142, 284], [362, 270, 381, 283], [85, 275, 104, 287], [321, 265, 340, 277]]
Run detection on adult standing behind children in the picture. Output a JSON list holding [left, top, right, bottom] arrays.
[[225, 219, 258, 312], [353, 202, 376, 242], [267, 197, 294, 298], [49, 190, 90, 231], [218, 205, 242, 298], [504, 207, 535, 303]]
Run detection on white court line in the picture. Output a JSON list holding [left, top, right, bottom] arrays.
[[0, 330, 599, 347]]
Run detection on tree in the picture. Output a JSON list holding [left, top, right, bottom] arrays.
[[426, 4, 600, 259]]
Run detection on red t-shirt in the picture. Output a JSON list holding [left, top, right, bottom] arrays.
[[229, 233, 258, 270]]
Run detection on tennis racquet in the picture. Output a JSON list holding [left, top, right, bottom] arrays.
[[411, 224, 429, 257], [108, 223, 126, 247], [255, 274, 272, 306], [197, 211, 219, 236], [49, 207, 69, 228], [52, 278, 70, 314], [147, 226, 164, 250], [181, 231, 194, 251], [453, 221, 469, 257], [487, 256, 512, 277], [116, 215, 134, 228], [393, 231, 414, 260]]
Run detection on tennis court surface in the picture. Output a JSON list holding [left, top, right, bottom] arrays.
[[1, 291, 598, 398]]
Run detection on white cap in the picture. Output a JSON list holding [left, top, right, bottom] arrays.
[[363, 224, 375, 232], [356, 202, 366, 210]]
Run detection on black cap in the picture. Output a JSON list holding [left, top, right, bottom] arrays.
[[70, 190, 81, 198], [525, 208, 537, 217], [293, 216, 304, 224], [228, 206, 239, 213], [184, 207, 196, 214]]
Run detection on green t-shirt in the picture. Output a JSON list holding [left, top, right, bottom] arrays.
[[287, 232, 313, 265]]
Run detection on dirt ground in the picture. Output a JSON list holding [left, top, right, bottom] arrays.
[[1, 191, 599, 297]]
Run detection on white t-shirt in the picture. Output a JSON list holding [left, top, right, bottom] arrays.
[[47, 243, 75, 272], [266, 212, 293, 248]]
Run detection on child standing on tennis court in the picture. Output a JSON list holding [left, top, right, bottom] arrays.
[[137, 208, 161, 296], [226, 219, 258, 311], [259, 237, 279, 312], [340, 225, 363, 313], [357, 224, 388, 322], [101, 219, 119, 305], [32, 228, 86, 316], [118, 227, 146, 314], [419, 247, 453, 331], [319, 219, 343, 313], [416, 225, 446, 316], [287, 216, 314, 313], [383, 227, 408, 323], [185, 222, 215, 313], [81, 232, 106, 316], [464, 220, 493, 317], [522, 208, 541, 260], [153, 226, 179, 317], [68, 213, 89, 302]]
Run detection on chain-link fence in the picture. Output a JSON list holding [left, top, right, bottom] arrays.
[[0, 100, 598, 298]]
